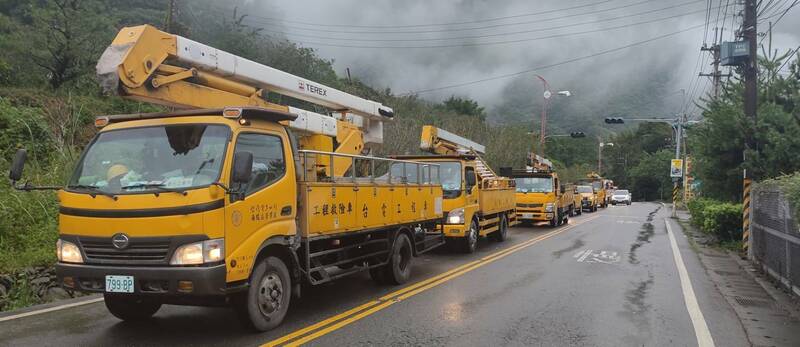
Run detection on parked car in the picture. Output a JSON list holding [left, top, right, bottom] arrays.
[[611, 189, 632, 205]]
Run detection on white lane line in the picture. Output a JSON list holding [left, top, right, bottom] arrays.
[[664, 219, 715, 347], [0, 297, 104, 322]]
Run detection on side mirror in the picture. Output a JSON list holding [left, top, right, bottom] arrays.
[[9, 149, 27, 182], [465, 172, 476, 188], [232, 151, 253, 184], [560, 184, 566, 194]]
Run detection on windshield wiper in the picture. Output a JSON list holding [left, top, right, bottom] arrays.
[[67, 184, 118, 200], [121, 183, 188, 196]]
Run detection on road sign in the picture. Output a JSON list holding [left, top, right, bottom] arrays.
[[670, 159, 684, 178], [543, 90, 552, 99]]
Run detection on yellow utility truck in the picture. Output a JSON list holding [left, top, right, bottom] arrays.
[[8, 25, 446, 331], [575, 184, 598, 212], [392, 126, 516, 253], [508, 154, 575, 227], [582, 172, 611, 209]]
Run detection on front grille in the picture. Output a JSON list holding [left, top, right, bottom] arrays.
[[80, 237, 171, 264], [517, 203, 543, 208]]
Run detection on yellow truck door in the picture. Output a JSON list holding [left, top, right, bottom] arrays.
[[225, 130, 297, 283]]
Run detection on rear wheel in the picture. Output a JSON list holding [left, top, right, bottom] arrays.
[[384, 233, 413, 285], [461, 220, 479, 253], [104, 294, 161, 321], [576, 207, 583, 215], [491, 215, 508, 242], [235, 256, 291, 332], [568, 206, 575, 217]]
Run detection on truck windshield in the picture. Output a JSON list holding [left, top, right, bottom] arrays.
[[591, 181, 603, 191], [439, 161, 462, 198], [577, 186, 593, 193], [69, 124, 230, 194], [515, 177, 553, 193]]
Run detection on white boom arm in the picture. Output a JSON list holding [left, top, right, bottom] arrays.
[[174, 36, 393, 121]]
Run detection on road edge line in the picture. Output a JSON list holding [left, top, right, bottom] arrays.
[[0, 297, 104, 323], [665, 218, 716, 347]]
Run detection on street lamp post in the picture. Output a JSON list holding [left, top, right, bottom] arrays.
[[598, 141, 614, 174], [534, 75, 571, 158]]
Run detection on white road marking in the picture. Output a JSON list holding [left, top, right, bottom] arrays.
[[0, 297, 104, 323], [664, 219, 715, 347], [577, 249, 593, 262]]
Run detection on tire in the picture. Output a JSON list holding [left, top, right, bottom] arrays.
[[104, 294, 161, 321], [627, 201, 632, 206], [491, 215, 508, 242], [383, 233, 413, 285], [461, 220, 479, 253], [235, 256, 291, 332], [576, 207, 582, 215], [549, 212, 559, 227], [568, 206, 575, 217]]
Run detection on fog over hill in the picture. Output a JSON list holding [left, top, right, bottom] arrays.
[[221, 0, 800, 130]]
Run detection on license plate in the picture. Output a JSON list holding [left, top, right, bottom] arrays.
[[105, 275, 135, 293], [522, 213, 534, 219]]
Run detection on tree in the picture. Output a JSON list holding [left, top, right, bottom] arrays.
[[30, 0, 115, 89], [442, 96, 486, 120], [690, 52, 800, 201]]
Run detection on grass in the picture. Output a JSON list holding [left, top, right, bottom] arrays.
[[2, 278, 38, 311]]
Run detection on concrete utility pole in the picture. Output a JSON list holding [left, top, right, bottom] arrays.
[[742, 0, 758, 181], [700, 29, 732, 98], [164, 0, 177, 33], [671, 116, 684, 218]]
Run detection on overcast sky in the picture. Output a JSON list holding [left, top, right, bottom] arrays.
[[230, 0, 799, 116]]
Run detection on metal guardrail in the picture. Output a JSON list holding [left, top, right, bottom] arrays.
[[749, 186, 800, 296]]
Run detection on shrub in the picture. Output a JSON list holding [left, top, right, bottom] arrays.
[[701, 202, 743, 242], [687, 198, 714, 228]]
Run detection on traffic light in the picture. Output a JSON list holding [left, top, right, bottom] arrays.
[[570, 132, 586, 138], [604, 117, 624, 124]]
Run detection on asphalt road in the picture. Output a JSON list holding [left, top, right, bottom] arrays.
[[0, 202, 750, 346]]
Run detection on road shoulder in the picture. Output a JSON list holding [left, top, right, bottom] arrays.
[[673, 211, 800, 346]]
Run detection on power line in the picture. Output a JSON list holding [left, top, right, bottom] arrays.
[[397, 23, 705, 95], [227, 0, 620, 29], [217, 0, 667, 35], [235, 1, 705, 43], [251, 9, 713, 49]]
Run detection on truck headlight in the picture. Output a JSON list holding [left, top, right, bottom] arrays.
[[170, 239, 225, 265], [57, 239, 83, 263], [447, 208, 465, 225], [545, 203, 554, 212]]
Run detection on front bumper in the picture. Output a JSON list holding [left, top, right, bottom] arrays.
[[56, 262, 228, 297], [443, 224, 466, 237], [516, 210, 553, 222]]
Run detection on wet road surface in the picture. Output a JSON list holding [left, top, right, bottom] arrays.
[[0, 203, 750, 346]]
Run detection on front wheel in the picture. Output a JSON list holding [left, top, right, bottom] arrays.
[[104, 294, 161, 321], [491, 215, 508, 242], [235, 256, 291, 332], [461, 220, 479, 253], [549, 213, 559, 227]]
